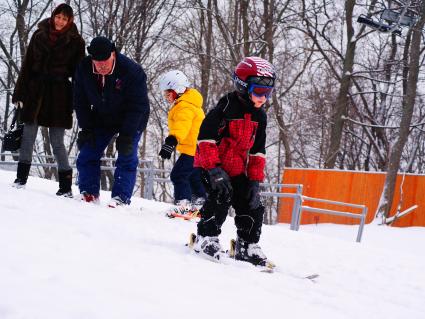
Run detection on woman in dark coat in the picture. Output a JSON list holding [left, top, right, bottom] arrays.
[[11, 3, 85, 196]]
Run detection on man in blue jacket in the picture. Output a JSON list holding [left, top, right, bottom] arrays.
[[73, 36, 150, 207]]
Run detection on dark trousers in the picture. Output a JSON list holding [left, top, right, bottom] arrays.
[[170, 154, 206, 202], [76, 129, 141, 204], [19, 123, 71, 171], [197, 172, 264, 243]]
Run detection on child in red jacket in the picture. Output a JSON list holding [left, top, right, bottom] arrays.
[[193, 57, 275, 267]]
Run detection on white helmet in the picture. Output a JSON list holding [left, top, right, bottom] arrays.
[[158, 70, 190, 94]]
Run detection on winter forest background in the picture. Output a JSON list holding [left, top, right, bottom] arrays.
[[1, 0, 425, 222]]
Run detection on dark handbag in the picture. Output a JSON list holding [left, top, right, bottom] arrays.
[[3, 108, 24, 152]]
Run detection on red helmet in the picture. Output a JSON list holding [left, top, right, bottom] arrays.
[[233, 57, 276, 94]]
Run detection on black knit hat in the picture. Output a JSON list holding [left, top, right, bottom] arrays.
[[87, 36, 115, 61]]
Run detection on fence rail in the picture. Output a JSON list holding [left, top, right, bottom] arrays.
[[0, 153, 368, 241], [258, 187, 367, 242], [295, 195, 367, 242], [0, 152, 157, 199]]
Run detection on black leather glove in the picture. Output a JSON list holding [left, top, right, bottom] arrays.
[[208, 167, 233, 204], [77, 129, 95, 150], [159, 135, 177, 159], [246, 180, 261, 210], [116, 134, 133, 156]]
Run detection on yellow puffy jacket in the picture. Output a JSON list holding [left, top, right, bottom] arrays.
[[168, 88, 205, 156]]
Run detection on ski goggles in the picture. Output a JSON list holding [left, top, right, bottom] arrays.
[[248, 76, 275, 87], [248, 83, 274, 98]]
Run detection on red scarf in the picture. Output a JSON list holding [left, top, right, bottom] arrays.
[[48, 17, 73, 46]]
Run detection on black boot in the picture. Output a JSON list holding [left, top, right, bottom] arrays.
[[56, 169, 73, 198], [13, 162, 31, 188], [234, 237, 268, 266]]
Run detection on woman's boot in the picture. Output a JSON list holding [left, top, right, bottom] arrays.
[[12, 162, 31, 188], [56, 169, 73, 198]]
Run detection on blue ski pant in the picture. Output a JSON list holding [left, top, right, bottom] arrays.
[[76, 129, 141, 204], [170, 153, 206, 203]]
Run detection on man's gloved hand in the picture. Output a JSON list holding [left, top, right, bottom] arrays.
[[77, 129, 95, 150], [14, 101, 23, 109], [159, 135, 177, 159], [246, 180, 261, 210], [208, 167, 232, 203], [116, 134, 133, 156]]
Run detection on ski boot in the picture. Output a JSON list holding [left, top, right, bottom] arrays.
[[233, 238, 275, 270], [191, 196, 205, 213], [191, 233, 222, 262]]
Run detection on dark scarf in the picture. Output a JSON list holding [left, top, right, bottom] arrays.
[[48, 17, 74, 46]]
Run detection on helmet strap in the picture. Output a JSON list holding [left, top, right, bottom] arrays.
[[171, 90, 179, 100]]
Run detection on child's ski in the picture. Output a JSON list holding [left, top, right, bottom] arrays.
[[187, 234, 319, 279], [186, 233, 274, 272], [166, 209, 200, 221]]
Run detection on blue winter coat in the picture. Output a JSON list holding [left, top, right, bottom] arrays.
[[73, 53, 150, 136]]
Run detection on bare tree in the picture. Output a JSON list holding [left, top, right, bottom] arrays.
[[376, 0, 425, 221], [0, 1, 53, 164], [2, 0, 425, 219]]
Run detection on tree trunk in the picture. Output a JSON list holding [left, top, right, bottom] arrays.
[[263, 0, 292, 167], [212, 0, 239, 64], [241, 0, 250, 56], [324, 0, 356, 168], [198, 0, 213, 109], [375, 2, 425, 220], [16, 0, 30, 58]]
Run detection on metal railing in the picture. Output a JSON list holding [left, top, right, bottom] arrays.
[[0, 152, 368, 241], [260, 183, 303, 230], [297, 196, 368, 243], [258, 184, 368, 242], [0, 152, 157, 199]]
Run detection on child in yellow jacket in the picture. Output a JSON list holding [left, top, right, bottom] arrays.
[[158, 70, 206, 217]]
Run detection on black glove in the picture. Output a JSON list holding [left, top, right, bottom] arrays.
[[246, 180, 261, 210], [116, 134, 133, 156], [208, 167, 233, 204], [159, 135, 177, 159], [77, 129, 95, 150]]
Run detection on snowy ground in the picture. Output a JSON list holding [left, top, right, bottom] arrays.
[[0, 169, 424, 319]]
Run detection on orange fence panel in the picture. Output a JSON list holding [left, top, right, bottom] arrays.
[[278, 168, 425, 227]]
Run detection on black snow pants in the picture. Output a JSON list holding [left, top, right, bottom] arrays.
[[197, 171, 264, 243]]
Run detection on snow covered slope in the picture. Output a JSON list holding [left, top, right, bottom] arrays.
[[0, 169, 424, 319]]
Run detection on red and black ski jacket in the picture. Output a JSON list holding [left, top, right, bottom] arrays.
[[194, 91, 266, 181]]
